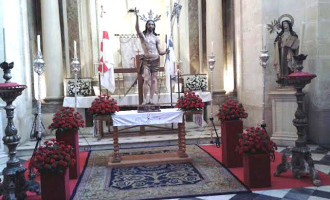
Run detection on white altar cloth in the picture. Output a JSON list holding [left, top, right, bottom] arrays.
[[63, 91, 211, 108], [112, 108, 183, 126]]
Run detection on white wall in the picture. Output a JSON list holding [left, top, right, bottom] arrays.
[[2, 0, 33, 144]]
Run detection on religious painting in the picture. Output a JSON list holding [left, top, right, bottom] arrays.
[[64, 78, 93, 97], [182, 74, 208, 91]]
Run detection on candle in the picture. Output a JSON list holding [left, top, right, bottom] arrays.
[[262, 25, 267, 50], [37, 35, 41, 52], [211, 41, 214, 55], [74, 40, 77, 58], [299, 22, 305, 55], [3, 28, 6, 61]]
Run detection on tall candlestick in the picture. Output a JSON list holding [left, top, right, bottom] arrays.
[[37, 35, 41, 52], [211, 41, 214, 55], [3, 28, 6, 61], [299, 22, 305, 55], [74, 40, 77, 58]]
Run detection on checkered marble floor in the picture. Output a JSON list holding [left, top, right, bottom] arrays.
[[167, 144, 330, 200], [169, 186, 330, 199], [1, 123, 330, 199]]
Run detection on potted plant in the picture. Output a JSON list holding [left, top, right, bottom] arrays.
[[49, 107, 84, 179], [31, 139, 75, 200], [217, 99, 248, 167], [176, 90, 205, 114], [88, 95, 119, 139], [236, 126, 277, 188]]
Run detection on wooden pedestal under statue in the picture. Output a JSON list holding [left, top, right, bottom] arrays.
[[137, 103, 161, 113]]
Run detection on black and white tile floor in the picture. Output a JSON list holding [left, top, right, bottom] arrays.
[[171, 144, 330, 200]]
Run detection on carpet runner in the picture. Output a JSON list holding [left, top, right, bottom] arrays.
[[16, 144, 330, 200], [71, 145, 250, 200]]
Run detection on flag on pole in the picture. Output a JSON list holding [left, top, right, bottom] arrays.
[[98, 25, 115, 93], [164, 7, 176, 93]]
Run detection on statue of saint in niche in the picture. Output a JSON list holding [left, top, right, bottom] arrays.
[[269, 14, 300, 86]]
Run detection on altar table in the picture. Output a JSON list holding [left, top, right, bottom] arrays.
[[63, 91, 211, 108], [108, 108, 193, 167]]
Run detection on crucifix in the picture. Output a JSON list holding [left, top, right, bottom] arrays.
[[100, 5, 106, 18], [136, 49, 141, 56]]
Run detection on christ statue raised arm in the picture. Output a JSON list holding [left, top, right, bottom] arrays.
[[135, 9, 169, 105]]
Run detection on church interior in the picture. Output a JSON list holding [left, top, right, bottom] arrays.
[[0, 0, 330, 199]]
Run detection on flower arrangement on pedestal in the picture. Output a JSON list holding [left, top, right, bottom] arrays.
[[217, 99, 248, 121], [31, 139, 75, 200], [236, 126, 277, 158], [217, 99, 248, 167], [176, 91, 205, 112], [49, 107, 85, 132], [49, 107, 84, 179], [88, 94, 120, 116], [32, 139, 75, 173], [236, 126, 277, 188]]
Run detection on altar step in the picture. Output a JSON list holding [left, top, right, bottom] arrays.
[[16, 122, 218, 157]]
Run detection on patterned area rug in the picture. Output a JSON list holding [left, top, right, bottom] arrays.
[[71, 145, 250, 200]]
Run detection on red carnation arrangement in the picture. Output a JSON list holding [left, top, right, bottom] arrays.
[[217, 99, 248, 121], [176, 90, 205, 111], [236, 126, 277, 160], [88, 94, 119, 115], [49, 107, 85, 132], [31, 139, 76, 173]]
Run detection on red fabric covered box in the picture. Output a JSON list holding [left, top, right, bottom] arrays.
[[221, 120, 243, 167], [56, 130, 80, 179], [243, 153, 271, 188]]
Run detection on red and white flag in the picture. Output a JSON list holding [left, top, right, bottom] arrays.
[[98, 30, 115, 93]]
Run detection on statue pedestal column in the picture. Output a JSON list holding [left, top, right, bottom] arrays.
[[269, 88, 297, 147]]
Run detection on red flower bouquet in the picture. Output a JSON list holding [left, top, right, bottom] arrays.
[[176, 90, 205, 111], [88, 94, 119, 115], [31, 139, 76, 173], [217, 99, 248, 121], [236, 126, 277, 160], [49, 107, 85, 132]]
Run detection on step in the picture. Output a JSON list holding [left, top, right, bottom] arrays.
[[17, 124, 217, 157]]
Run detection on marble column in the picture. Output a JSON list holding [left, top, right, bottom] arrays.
[[77, 0, 93, 77], [206, 0, 226, 123], [206, 0, 225, 93], [188, 0, 200, 74], [41, 0, 64, 99]]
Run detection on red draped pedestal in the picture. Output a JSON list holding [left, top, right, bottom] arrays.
[[243, 153, 271, 188], [56, 130, 80, 179], [40, 169, 70, 200], [221, 120, 243, 167]]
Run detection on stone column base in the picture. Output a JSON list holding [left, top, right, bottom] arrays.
[[269, 88, 297, 147]]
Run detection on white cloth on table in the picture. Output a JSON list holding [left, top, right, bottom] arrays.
[[112, 108, 183, 126]]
